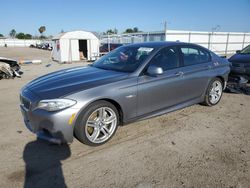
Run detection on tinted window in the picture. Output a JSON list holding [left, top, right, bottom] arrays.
[[181, 47, 210, 66], [240, 45, 250, 54], [150, 47, 180, 71]]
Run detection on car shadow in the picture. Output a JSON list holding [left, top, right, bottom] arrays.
[[23, 138, 71, 188]]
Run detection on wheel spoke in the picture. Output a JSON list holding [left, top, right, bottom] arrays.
[[87, 120, 97, 128], [214, 86, 220, 91], [103, 115, 116, 124], [100, 127, 109, 137], [91, 128, 100, 141], [98, 108, 107, 119], [212, 94, 216, 102], [103, 125, 110, 135], [212, 83, 217, 89], [210, 94, 215, 102]]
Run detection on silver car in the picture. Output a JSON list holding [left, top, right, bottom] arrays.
[[20, 42, 230, 146]]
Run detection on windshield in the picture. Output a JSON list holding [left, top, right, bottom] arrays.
[[93, 46, 155, 72], [240, 45, 250, 54]]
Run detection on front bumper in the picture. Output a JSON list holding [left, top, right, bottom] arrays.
[[230, 65, 250, 80], [20, 103, 81, 143]]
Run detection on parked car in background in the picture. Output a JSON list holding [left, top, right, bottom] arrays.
[[32, 43, 53, 51], [29, 44, 36, 48], [99, 43, 123, 55], [20, 42, 230, 146], [228, 45, 250, 80]]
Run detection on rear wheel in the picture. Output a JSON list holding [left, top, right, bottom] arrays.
[[74, 101, 119, 146], [204, 78, 223, 106]]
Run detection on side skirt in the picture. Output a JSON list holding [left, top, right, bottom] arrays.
[[123, 97, 203, 124]]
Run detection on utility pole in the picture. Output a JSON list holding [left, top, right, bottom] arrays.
[[107, 33, 110, 52], [164, 21, 167, 41]]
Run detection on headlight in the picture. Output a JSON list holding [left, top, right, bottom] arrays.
[[37, 99, 76, 111]]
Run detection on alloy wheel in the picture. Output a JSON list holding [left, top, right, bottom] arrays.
[[85, 107, 117, 144], [209, 80, 223, 104]]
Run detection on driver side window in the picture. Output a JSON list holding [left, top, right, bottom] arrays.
[[150, 46, 180, 71]]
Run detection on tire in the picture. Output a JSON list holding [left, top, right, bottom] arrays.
[[203, 78, 223, 106], [74, 100, 119, 146]]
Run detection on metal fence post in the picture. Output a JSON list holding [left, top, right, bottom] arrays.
[[107, 34, 110, 52], [165, 28, 167, 41], [242, 33, 246, 49], [188, 32, 191, 43], [208, 33, 211, 50]]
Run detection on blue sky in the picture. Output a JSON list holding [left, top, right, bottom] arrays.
[[1, 0, 250, 36]]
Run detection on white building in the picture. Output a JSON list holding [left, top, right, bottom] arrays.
[[52, 30, 100, 62], [100, 30, 250, 55]]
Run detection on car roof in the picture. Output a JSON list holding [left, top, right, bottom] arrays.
[[124, 41, 206, 49]]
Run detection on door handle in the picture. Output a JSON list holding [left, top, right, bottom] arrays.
[[175, 71, 184, 76]]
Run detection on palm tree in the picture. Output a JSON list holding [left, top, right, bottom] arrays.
[[9, 29, 16, 38], [38, 26, 46, 37]]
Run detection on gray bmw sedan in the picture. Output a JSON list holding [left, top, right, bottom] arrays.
[[20, 42, 230, 146]]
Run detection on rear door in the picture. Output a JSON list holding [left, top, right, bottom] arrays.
[[178, 45, 213, 99]]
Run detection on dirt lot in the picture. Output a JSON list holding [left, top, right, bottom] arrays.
[[0, 47, 249, 188]]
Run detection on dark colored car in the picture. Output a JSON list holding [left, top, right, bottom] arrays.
[[20, 42, 230, 146], [229, 45, 250, 80], [99, 43, 123, 54]]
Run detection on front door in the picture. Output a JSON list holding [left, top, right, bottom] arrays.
[[137, 46, 189, 116]]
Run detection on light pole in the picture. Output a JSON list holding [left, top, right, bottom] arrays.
[[164, 21, 167, 41]]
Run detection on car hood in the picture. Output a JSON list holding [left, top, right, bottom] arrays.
[[229, 53, 250, 63], [25, 66, 129, 99]]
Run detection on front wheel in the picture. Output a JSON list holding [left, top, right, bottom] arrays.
[[203, 78, 223, 106], [74, 101, 119, 146]]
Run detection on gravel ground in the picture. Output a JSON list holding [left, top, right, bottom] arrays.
[[0, 47, 249, 188]]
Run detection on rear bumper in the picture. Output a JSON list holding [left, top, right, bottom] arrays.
[[20, 104, 81, 143]]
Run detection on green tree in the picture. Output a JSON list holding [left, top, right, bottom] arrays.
[[25, 34, 32, 39], [105, 28, 118, 35], [16, 33, 32, 39], [9, 29, 16, 38], [0, 34, 4, 37], [16, 32, 26, 39], [124, 27, 141, 33], [124, 28, 134, 33], [133, 27, 139, 32]]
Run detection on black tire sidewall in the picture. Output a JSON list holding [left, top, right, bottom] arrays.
[[74, 100, 119, 146]]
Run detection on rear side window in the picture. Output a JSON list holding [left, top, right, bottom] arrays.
[[181, 47, 210, 66]]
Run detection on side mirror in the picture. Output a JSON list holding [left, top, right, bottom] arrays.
[[147, 65, 163, 76], [236, 50, 241, 54]]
